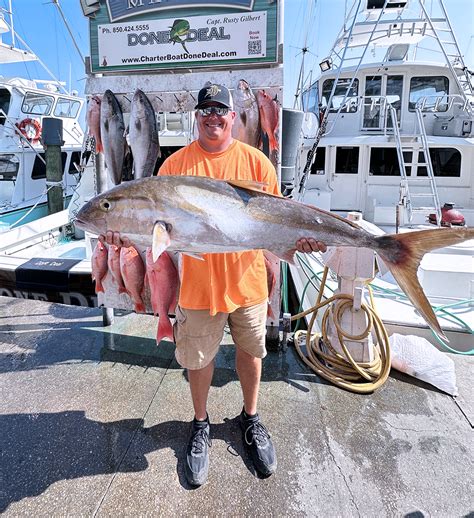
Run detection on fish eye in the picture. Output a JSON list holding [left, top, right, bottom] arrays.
[[99, 199, 114, 212]]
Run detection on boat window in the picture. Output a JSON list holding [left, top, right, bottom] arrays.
[[54, 98, 81, 118], [22, 92, 54, 116], [302, 83, 319, 114], [0, 88, 11, 125], [363, 76, 382, 128], [386, 75, 403, 127], [418, 148, 461, 177], [310, 147, 326, 174], [367, 0, 407, 8], [409, 76, 449, 112], [322, 79, 359, 113], [32, 152, 68, 180], [370, 148, 407, 176], [0, 154, 20, 181], [336, 147, 359, 174]]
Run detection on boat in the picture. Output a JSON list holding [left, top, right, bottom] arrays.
[[288, 0, 473, 347], [0, 5, 85, 232]]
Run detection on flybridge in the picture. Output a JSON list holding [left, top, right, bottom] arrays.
[[127, 26, 230, 46]]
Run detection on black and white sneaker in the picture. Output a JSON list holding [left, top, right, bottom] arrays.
[[240, 409, 277, 477], [185, 416, 211, 486]]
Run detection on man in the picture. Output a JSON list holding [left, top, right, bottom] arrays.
[[101, 83, 326, 486]]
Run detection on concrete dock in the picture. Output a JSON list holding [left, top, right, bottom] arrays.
[[0, 295, 472, 516]]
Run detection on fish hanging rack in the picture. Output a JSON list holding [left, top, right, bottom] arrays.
[[85, 68, 283, 114]]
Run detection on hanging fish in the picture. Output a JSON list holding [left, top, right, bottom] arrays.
[[256, 89, 280, 152], [91, 241, 108, 293], [100, 90, 127, 186], [120, 246, 146, 313], [232, 79, 261, 148], [145, 248, 179, 345], [86, 95, 103, 153], [129, 89, 160, 179]]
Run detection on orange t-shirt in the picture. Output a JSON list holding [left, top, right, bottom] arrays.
[[159, 139, 280, 315]]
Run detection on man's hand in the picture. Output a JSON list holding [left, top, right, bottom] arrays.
[[296, 238, 327, 254], [98, 231, 132, 249]]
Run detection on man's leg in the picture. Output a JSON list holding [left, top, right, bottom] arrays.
[[235, 349, 261, 416], [173, 306, 226, 486], [188, 360, 215, 421], [229, 302, 277, 476]]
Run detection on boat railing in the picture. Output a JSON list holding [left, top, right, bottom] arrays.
[[415, 94, 472, 116]]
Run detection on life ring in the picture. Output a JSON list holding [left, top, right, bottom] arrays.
[[16, 118, 42, 143]]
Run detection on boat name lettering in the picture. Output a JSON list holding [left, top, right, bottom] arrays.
[[127, 27, 230, 46], [0, 288, 97, 307]]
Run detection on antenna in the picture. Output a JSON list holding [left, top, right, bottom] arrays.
[[293, 0, 318, 110], [51, 0, 85, 66]]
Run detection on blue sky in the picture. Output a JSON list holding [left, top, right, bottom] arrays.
[[1, 0, 472, 111]]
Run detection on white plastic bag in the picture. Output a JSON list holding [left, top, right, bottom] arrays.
[[389, 333, 458, 396]]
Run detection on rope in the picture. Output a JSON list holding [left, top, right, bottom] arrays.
[[292, 266, 391, 394]]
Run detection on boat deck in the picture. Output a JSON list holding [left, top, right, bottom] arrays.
[[0, 296, 472, 516]]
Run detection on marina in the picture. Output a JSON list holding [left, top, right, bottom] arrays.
[[0, 0, 472, 514], [0, 2, 85, 232], [0, 295, 472, 515]]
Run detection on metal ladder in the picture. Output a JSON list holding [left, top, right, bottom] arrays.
[[388, 104, 442, 226], [297, 0, 392, 197], [419, 0, 473, 100]]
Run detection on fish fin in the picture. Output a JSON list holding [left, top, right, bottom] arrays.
[[95, 140, 104, 153], [182, 251, 205, 261], [103, 119, 109, 132], [94, 280, 105, 293], [152, 221, 171, 262], [376, 227, 474, 343], [227, 179, 268, 192], [269, 248, 297, 265]]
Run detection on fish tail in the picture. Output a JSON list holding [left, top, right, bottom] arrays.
[[375, 227, 474, 341], [156, 316, 173, 345], [267, 302, 275, 320], [268, 132, 279, 152], [134, 299, 146, 313]]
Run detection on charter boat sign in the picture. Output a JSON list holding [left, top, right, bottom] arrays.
[[89, 0, 279, 73]]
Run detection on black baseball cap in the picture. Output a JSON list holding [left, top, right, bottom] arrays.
[[195, 83, 233, 109]]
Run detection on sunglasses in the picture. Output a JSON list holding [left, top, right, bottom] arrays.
[[197, 107, 230, 116]]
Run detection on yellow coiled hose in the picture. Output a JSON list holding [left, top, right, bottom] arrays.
[[292, 266, 391, 393]]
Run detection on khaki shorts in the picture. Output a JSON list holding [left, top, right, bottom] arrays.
[[173, 301, 268, 370]]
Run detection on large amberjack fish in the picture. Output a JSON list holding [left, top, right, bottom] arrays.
[[100, 90, 127, 186], [75, 176, 474, 341], [232, 79, 261, 148], [256, 89, 279, 152], [91, 241, 108, 293], [120, 246, 146, 313], [86, 95, 103, 153], [129, 89, 160, 179], [145, 248, 179, 344]]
